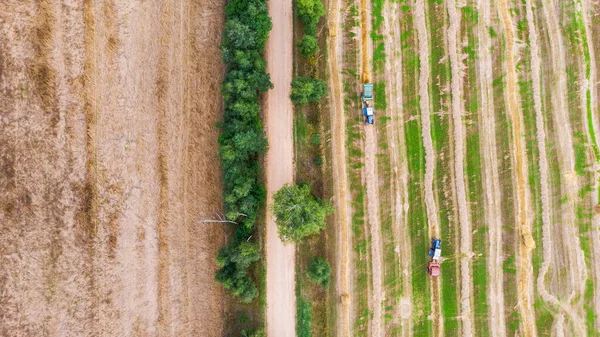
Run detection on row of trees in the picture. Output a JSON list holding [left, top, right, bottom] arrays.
[[215, 0, 272, 303]]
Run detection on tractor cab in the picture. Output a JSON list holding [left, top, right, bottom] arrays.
[[429, 238, 442, 261], [363, 105, 374, 124]]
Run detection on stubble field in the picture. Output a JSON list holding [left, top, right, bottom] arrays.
[[0, 0, 226, 335], [326, 0, 600, 335]]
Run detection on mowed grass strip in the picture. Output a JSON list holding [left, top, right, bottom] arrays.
[[399, 2, 432, 335], [426, 0, 460, 334], [561, 2, 598, 333], [489, 17, 521, 335], [370, 0, 404, 334], [460, 2, 489, 335], [343, 3, 370, 336], [513, 1, 554, 333]]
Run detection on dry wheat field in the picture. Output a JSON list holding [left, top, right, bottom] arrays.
[[0, 0, 227, 335]]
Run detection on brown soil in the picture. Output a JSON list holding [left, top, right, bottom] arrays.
[[0, 0, 226, 335]]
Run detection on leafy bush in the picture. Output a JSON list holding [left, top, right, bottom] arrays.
[[215, 242, 260, 303], [298, 35, 319, 57], [241, 327, 266, 337], [310, 133, 321, 145], [297, 297, 313, 337], [307, 257, 331, 288], [296, 0, 325, 35], [273, 183, 333, 243], [216, 0, 272, 303], [290, 77, 327, 105], [313, 156, 323, 166], [237, 312, 249, 324]]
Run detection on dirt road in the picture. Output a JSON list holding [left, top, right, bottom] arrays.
[[0, 0, 226, 335], [264, 0, 296, 336]]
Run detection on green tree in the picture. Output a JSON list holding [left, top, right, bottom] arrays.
[[225, 0, 272, 49], [273, 183, 333, 243], [298, 35, 319, 58], [307, 257, 331, 288], [290, 77, 327, 106], [215, 241, 260, 303], [296, 0, 325, 35]]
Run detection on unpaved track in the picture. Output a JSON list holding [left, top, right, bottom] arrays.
[[0, 0, 226, 336], [328, 0, 354, 335], [414, 0, 443, 335], [476, 0, 506, 335], [264, 0, 296, 336], [359, 0, 384, 334], [445, 1, 474, 335], [497, 0, 536, 335], [364, 125, 384, 337], [382, 2, 413, 335]]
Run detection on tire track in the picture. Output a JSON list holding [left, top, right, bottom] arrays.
[[327, 0, 353, 334], [525, 0, 580, 335], [537, 0, 588, 334], [578, 0, 600, 330], [445, 1, 474, 335], [476, 0, 506, 335], [414, 0, 443, 335], [496, 0, 536, 335], [359, 0, 384, 334], [382, 2, 413, 335], [364, 126, 384, 337]]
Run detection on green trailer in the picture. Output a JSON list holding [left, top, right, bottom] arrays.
[[361, 83, 373, 102]]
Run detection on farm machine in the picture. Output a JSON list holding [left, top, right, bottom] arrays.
[[427, 238, 442, 277], [361, 83, 374, 125]]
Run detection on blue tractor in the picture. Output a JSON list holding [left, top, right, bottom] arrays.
[[429, 238, 442, 261], [363, 105, 374, 125], [361, 83, 374, 124]]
